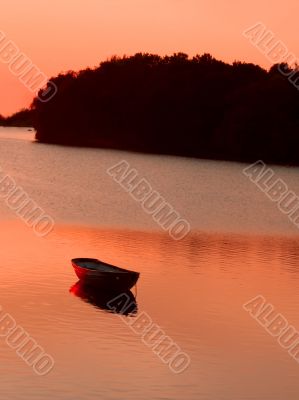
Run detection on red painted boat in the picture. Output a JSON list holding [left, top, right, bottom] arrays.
[[71, 258, 140, 290]]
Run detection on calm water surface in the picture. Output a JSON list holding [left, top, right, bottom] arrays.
[[0, 127, 299, 400]]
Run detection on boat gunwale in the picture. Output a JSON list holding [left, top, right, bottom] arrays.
[[71, 258, 139, 275]]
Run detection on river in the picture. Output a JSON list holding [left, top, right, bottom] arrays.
[[0, 127, 299, 400]]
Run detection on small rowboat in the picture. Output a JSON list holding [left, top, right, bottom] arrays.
[[71, 258, 140, 290]]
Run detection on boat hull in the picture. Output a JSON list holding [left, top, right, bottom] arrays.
[[71, 259, 139, 291]]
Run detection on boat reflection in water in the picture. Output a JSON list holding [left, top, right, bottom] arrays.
[[70, 281, 138, 315]]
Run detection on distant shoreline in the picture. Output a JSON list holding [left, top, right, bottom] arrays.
[[32, 136, 297, 167], [0, 124, 298, 167]]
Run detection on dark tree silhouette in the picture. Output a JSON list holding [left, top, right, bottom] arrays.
[[0, 108, 33, 127], [3, 53, 299, 164]]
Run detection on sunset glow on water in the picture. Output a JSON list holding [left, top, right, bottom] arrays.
[[1, 0, 299, 397], [0, 130, 298, 398]]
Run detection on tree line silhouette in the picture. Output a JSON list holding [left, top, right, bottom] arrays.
[[0, 108, 32, 127], [2, 53, 299, 164]]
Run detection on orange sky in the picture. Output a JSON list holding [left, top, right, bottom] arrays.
[[0, 0, 298, 115]]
